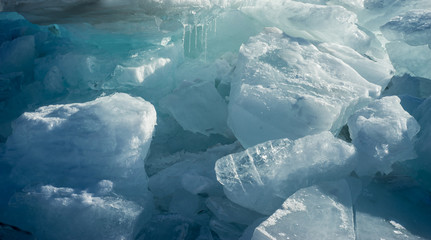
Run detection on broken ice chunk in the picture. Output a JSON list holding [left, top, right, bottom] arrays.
[[385, 41, 431, 80], [4, 183, 147, 240], [241, 0, 370, 50], [215, 131, 356, 214], [5, 93, 156, 200], [380, 10, 431, 79], [381, 10, 431, 47], [252, 180, 355, 240], [228, 27, 380, 148], [348, 96, 420, 175]]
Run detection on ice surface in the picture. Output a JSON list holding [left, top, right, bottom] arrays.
[[380, 10, 431, 79], [215, 131, 356, 214], [383, 74, 431, 99], [348, 96, 420, 175], [241, 0, 370, 51], [381, 10, 431, 47], [3, 183, 146, 240], [228, 27, 380, 148], [160, 68, 231, 136], [4, 93, 156, 200], [414, 97, 431, 163], [317, 43, 394, 87], [385, 39, 431, 80], [252, 180, 355, 240], [354, 178, 431, 239], [1, 0, 431, 239], [205, 196, 262, 225], [356, 213, 425, 240]]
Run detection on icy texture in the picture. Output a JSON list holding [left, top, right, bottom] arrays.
[[414, 97, 431, 162], [317, 43, 394, 87], [383, 74, 431, 99], [252, 180, 355, 240], [358, 0, 431, 31], [228, 27, 380, 148], [161, 79, 230, 137], [4, 183, 145, 240], [215, 131, 356, 214], [380, 11, 431, 79], [4, 93, 156, 199], [241, 0, 370, 50], [385, 38, 431, 80], [354, 178, 431, 239], [381, 10, 431, 47], [356, 213, 424, 240], [1, 0, 431, 239], [348, 96, 420, 175], [205, 196, 262, 225]]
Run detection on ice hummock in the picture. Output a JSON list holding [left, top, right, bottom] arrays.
[[1, 0, 431, 239]]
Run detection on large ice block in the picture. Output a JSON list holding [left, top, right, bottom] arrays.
[[348, 96, 420, 175], [381, 10, 431, 47], [4, 93, 156, 199], [215, 131, 356, 214], [241, 0, 370, 50], [4, 183, 147, 240], [252, 180, 355, 240], [228, 27, 380, 148]]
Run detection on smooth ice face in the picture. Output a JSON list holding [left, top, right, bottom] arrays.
[[317, 43, 394, 88], [228, 27, 380, 148], [215, 131, 356, 214], [4, 183, 146, 240], [381, 10, 431, 47], [252, 180, 355, 240], [5, 93, 156, 196], [161, 79, 231, 137], [348, 96, 420, 175]]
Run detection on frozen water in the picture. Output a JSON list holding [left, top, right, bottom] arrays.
[[348, 96, 420, 175], [228, 27, 380, 148], [241, 0, 370, 51], [385, 39, 431, 80], [3, 183, 148, 240], [4, 93, 156, 200], [414, 97, 431, 164], [160, 74, 231, 137], [215, 131, 356, 214], [381, 10, 431, 47], [252, 180, 355, 240], [1, 0, 431, 239], [380, 10, 431, 79]]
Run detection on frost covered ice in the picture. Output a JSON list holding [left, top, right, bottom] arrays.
[[348, 96, 420, 175], [1, 0, 431, 239], [3, 183, 148, 240], [4, 93, 156, 200], [228, 27, 380, 148]]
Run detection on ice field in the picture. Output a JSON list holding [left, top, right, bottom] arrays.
[[1, 0, 431, 239]]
